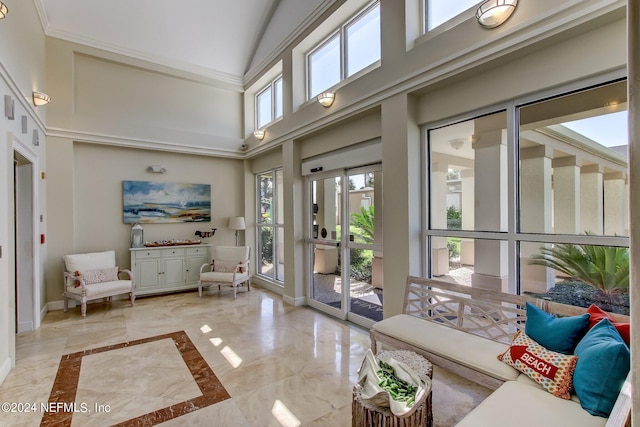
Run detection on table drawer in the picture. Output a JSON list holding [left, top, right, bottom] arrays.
[[162, 248, 185, 257], [187, 247, 208, 256], [135, 250, 160, 259]]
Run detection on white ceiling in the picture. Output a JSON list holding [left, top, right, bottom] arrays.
[[36, 0, 324, 85]]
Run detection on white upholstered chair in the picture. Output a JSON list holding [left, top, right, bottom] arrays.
[[62, 250, 135, 317], [199, 246, 250, 299]]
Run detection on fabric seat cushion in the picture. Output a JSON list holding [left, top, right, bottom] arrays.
[[372, 314, 519, 382], [200, 271, 249, 283], [64, 251, 117, 273], [456, 381, 606, 427], [67, 280, 132, 298]]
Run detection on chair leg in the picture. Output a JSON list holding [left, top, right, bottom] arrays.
[[130, 292, 135, 306], [63, 297, 69, 313], [81, 302, 87, 318], [233, 285, 237, 299], [198, 283, 202, 297]]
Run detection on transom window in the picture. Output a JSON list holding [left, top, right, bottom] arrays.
[[307, 1, 380, 100], [425, 0, 478, 31], [256, 76, 283, 129]]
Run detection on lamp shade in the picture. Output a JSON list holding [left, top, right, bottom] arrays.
[[228, 216, 246, 231], [32, 91, 51, 106], [476, 0, 518, 28], [0, 2, 8, 19], [317, 92, 335, 107]]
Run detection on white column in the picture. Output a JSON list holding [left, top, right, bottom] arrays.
[[431, 155, 449, 276], [471, 124, 508, 292], [519, 145, 554, 293], [520, 145, 553, 233], [372, 171, 384, 288], [552, 156, 581, 234], [580, 164, 604, 235], [460, 169, 475, 266], [604, 172, 627, 236]]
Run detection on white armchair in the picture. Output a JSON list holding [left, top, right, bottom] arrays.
[[63, 250, 135, 317], [199, 246, 250, 299]]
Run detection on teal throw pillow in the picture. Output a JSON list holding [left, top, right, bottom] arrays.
[[525, 302, 589, 354], [573, 318, 630, 417]]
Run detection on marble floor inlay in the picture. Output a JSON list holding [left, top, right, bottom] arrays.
[[0, 287, 490, 426], [41, 331, 230, 426]]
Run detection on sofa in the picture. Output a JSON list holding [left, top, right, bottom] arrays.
[[370, 276, 631, 427]]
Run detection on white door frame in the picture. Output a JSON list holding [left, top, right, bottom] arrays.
[[12, 133, 41, 331]]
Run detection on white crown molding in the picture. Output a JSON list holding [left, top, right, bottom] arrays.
[[0, 60, 46, 133], [45, 26, 245, 88], [47, 127, 246, 159]]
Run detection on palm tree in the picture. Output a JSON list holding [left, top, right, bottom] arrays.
[[351, 206, 374, 243], [529, 243, 629, 304]]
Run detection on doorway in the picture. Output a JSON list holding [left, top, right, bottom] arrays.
[[13, 140, 40, 334], [307, 165, 383, 328]]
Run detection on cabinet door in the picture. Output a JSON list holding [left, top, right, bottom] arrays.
[[186, 256, 207, 286], [162, 258, 185, 288], [137, 258, 161, 291]]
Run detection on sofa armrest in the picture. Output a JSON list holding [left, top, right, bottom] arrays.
[[63, 271, 86, 291], [605, 373, 631, 427], [117, 268, 133, 280]]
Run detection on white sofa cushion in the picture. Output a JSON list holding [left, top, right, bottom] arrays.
[[64, 251, 116, 272], [372, 314, 520, 382], [456, 380, 606, 427], [66, 280, 132, 298]]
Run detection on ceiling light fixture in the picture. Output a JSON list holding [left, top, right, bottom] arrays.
[[317, 92, 335, 107], [476, 0, 518, 29], [0, 2, 8, 19], [32, 91, 51, 106], [254, 129, 265, 140], [449, 138, 465, 150]]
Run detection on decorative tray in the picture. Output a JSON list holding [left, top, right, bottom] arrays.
[[144, 240, 202, 247]]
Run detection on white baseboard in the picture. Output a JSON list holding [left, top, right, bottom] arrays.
[[0, 357, 12, 385], [283, 294, 306, 307], [40, 304, 48, 322], [48, 300, 66, 311]]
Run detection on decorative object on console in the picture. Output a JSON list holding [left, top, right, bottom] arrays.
[[146, 165, 166, 173], [195, 228, 217, 238], [131, 223, 144, 248], [228, 216, 245, 246], [123, 180, 211, 224]]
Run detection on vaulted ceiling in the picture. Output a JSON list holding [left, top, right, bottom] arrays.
[[36, 0, 329, 86]]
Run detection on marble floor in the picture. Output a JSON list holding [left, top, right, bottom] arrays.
[[0, 286, 490, 426]]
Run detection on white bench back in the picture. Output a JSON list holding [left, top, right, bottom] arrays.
[[63, 250, 116, 273]]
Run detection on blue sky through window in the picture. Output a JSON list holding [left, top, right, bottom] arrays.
[[562, 111, 628, 149]]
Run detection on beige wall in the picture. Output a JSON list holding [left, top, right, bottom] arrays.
[[0, 1, 48, 382], [46, 38, 245, 155], [44, 142, 243, 306]]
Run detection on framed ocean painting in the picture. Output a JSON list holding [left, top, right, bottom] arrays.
[[123, 181, 211, 223]]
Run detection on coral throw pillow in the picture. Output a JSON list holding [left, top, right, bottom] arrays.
[[586, 304, 630, 346], [498, 330, 577, 399]]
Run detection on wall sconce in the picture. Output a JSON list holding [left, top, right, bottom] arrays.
[[228, 216, 246, 246], [32, 91, 51, 106], [317, 92, 335, 107], [476, 0, 518, 28], [0, 2, 8, 19], [254, 129, 265, 140], [146, 165, 166, 173]]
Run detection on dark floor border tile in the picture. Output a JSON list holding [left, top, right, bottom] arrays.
[[41, 331, 230, 426]]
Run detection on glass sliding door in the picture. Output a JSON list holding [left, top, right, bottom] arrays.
[[307, 165, 383, 327]]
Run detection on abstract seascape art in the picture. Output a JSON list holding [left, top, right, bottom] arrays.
[[123, 181, 211, 223]]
